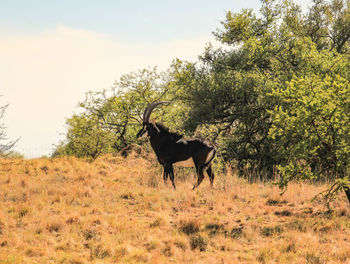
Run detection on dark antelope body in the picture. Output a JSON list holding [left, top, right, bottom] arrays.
[[137, 102, 215, 189]]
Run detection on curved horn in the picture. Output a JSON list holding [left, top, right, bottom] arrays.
[[143, 101, 170, 123]]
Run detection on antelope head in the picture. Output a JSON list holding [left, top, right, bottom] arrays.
[[136, 101, 169, 138]]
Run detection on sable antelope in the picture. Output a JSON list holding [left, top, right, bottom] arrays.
[[137, 101, 216, 189]]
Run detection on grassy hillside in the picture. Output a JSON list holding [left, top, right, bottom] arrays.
[[0, 153, 350, 263]]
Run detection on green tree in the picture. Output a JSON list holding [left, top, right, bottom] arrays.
[[172, 0, 350, 181], [53, 114, 117, 159], [270, 72, 350, 203], [54, 68, 183, 158]]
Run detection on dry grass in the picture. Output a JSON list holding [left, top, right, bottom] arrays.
[[0, 152, 350, 263]]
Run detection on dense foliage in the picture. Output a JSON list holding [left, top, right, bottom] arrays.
[[174, 0, 350, 177], [55, 0, 350, 202]]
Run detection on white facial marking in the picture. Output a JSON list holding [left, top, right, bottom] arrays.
[[141, 130, 148, 138]]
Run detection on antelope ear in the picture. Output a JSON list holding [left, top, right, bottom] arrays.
[[141, 130, 149, 138]]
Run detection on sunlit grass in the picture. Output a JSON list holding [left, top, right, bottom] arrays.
[[0, 152, 349, 263]]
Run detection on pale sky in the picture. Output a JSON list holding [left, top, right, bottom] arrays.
[[0, 0, 311, 158]]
